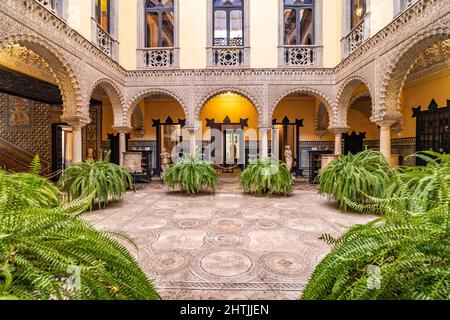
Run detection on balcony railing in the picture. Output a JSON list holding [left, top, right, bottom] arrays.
[[283, 46, 320, 67], [344, 16, 369, 56], [140, 48, 175, 68], [35, 0, 56, 14], [96, 24, 113, 57], [212, 47, 245, 67]]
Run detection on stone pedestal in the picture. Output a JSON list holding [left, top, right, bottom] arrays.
[[321, 154, 339, 170]]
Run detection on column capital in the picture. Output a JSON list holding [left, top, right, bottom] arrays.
[[328, 126, 349, 134], [258, 126, 272, 131], [113, 126, 133, 134], [61, 115, 91, 129], [371, 115, 400, 127]]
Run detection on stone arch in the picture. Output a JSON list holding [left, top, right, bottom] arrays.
[[87, 78, 125, 127], [380, 29, 450, 117], [195, 87, 263, 125], [335, 75, 374, 127], [0, 34, 85, 120], [270, 87, 334, 126], [125, 88, 187, 127]]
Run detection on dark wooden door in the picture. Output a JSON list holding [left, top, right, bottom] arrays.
[[344, 131, 366, 155]]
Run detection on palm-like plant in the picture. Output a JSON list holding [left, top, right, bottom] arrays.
[[58, 153, 132, 210], [163, 155, 218, 195], [0, 189, 160, 300], [0, 155, 60, 209], [383, 151, 450, 212], [319, 149, 394, 211], [301, 174, 450, 300], [240, 157, 293, 196]]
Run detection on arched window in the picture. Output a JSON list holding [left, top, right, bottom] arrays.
[[213, 0, 244, 47], [350, 0, 366, 29], [284, 0, 314, 46], [95, 0, 111, 33], [145, 0, 174, 48]]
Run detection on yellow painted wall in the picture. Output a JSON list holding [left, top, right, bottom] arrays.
[[102, 100, 114, 140], [398, 69, 450, 139], [369, 0, 394, 37], [66, 0, 92, 41], [60, 1, 401, 70], [200, 93, 259, 140], [118, 0, 138, 70], [249, 0, 278, 68], [348, 108, 379, 140], [102, 98, 186, 140], [180, 0, 207, 69], [273, 97, 334, 141], [322, 0, 342, 67]]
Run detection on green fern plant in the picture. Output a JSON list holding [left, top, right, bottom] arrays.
[[0, 155, 60, 209], [383, 151, 450, 212], [163, 155, 218, 195], [301, 175, 450, 300], [0, 189, 160, 300], [319, 149, 394, 211], [58, 152, 132, 210], [240, 157, 293, 196]]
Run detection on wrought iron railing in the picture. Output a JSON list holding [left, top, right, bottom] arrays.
[[283, 46, 319, 66], [212, 47, 245, 67], [96, 24, 113, 57], [140, 48, 175, 68]]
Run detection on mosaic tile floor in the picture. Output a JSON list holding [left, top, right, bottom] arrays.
[[83, 179, 375, 300]]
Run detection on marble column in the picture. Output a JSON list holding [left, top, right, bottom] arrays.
[[113, 127, 132, 166], [259, 127, 270, 158], [71, 125, 83, 163], [62, 117, 89, 164], [329, 127, 348, 156], [187, 128, 197, 157], [379, 124, 392, 163]]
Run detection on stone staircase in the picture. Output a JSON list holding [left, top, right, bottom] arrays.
[[0, 137, 50, 173]]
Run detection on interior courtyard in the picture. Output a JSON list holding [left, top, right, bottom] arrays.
[[0, 0, 449, 301]]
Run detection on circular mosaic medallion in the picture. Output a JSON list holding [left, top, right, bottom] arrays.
[[261, 252, 307, 277], [150, 209, 177, 216], [176, 219, 204, 229], [193, 249, 259, 282], [149, 250, 192, 275], [215, 201, 241, 209], [255, 219, 279, 230], [200, 250, 253, 277], [134, 217, 170, 230], [285, 218, 326, 232], [212, 208, 240, 217], [209, 218, 248, 232], [205, 233, 249, 247]]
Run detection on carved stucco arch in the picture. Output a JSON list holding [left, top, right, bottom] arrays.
[[87, 77, 125, 127], [335, 75, 375, 128], [195, 87, 263, 126], [0, 33, 85, 120], [125, 88, 188, 127], [380, 23, 450, 119], [270, 87, 334, 127]]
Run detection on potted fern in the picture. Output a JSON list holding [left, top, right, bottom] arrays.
[[0, 155, 60, 209], [0, 188, 160, 300], [240, 157, 293, 196], [302, 169, 450, 300], [163, 155, 218, 195], [58, 152, 132, 210], [319, 149, 394, 211]]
